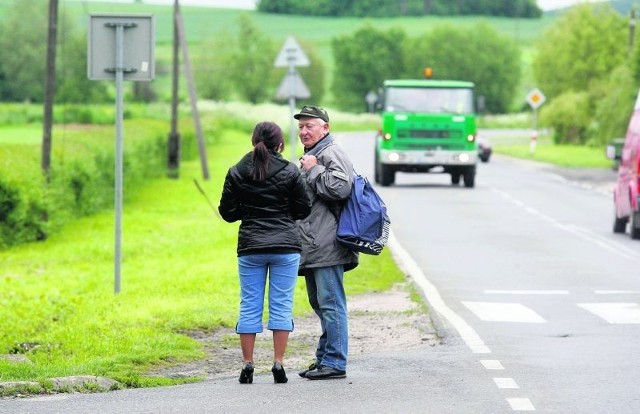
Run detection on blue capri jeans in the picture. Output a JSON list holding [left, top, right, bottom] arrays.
[[236, 253, 300, 334]]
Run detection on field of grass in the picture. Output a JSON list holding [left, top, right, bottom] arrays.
[[0, 118, 405, 391], [0, 0, 556, 107], [495, 143, 611, 168]]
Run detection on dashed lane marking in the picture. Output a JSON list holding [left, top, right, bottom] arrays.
[[507, 398, 536, 411], [494, 377, 519, 389], [577, 303, 640, 324], [462, 302, 547, 323], [481, 360, 505, 370]]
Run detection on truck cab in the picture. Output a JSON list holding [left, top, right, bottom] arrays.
[[374, 79, 478, 187], [609, 89, 640, 239]]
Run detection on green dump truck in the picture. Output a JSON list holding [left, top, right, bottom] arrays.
[[374, 79, 479, 187]]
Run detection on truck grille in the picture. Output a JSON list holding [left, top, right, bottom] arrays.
[[397, 129, 461, 139]]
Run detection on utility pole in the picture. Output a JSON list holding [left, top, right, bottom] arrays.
[[175, 5, 209, 180], [42, 0, 58, 181], [167, 0, 180, 178]]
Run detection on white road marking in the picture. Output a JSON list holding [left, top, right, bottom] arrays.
[[494, 377, 519, 389], [484, 290, 569, 295], [491, 188, 640, 261], [577, 303, 640, 324], [463, 302, 547, 323], [387, 230, 491, 353], [507, 398, 536, 411], [481, 360, 505, 370], [594, 290, 640, 295]]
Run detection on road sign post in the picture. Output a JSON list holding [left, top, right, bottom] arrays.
[[88, 14, 155, 294], [526, 88, 546, 154], [274, 36, 310, 161]]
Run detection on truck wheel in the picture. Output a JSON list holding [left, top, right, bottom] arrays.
[[451, 173, 461, 185], [380, 164, 395, 187], [613, 208, 627, 233], [630, 211, 640, 240], [462, 167, 475, 188], [374, 151, 381, 184]]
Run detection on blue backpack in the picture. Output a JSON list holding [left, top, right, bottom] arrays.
[[336, 173, 390, 255]]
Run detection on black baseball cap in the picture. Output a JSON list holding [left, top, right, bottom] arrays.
[[293, 105, 329, 123]]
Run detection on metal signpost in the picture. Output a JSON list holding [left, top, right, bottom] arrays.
[[88, 14, 155, 294], [274, 36, 310, 161], [526, 88, 546, 154]]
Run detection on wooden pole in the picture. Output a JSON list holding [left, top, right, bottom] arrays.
[[42, 0, 58, 181], [175, 6, 209, 180]]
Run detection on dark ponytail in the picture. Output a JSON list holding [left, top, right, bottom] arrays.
[[250, 121, 285, 181]]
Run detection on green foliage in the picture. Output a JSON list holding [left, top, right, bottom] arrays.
[[409, 22, 521, 113], [257, 0, 542, 18], [532, 4, 638, 145], [228, 14, 277, 104], [0, 120, 170, 248], [589, 64, 637, 146], [332, 24, 408, 111], [0, 0, 48, 101], [0, 0, 112, 103], [55, 17, 111, 104], [532, 4, 627, 101], [195, 30, 235, 101], [539, 90, 591, 144]]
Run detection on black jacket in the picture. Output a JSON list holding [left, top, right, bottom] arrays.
[[218, 151, 312, 256]]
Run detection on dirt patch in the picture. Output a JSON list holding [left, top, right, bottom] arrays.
[[151, 284, 439, 380]]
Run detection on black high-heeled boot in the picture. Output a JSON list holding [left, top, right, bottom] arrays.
[[239, 362, 254, 384], [272, 361, 288, 384]]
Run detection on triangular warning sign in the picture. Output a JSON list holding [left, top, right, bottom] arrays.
[[274, 36, 310, 68], [275, 71, 311, 100]]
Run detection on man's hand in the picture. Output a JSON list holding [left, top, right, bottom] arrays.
[[300, 154, 318, 171]]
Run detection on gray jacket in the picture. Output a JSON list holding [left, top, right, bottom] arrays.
[[297, 133, 359, 274]]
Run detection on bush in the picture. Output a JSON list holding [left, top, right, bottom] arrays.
[[539, 91, 590, 145], [0, 119, 172, 249]]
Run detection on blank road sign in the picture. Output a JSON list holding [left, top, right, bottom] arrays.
[[88, 14, 155, 81]]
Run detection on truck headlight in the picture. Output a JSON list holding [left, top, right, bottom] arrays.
[[389, 152, 401, 162], [458, 153, 470, 162]]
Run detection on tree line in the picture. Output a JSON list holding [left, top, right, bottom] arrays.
[[257, 0, 542, 18], [1, 1, 638, 146]]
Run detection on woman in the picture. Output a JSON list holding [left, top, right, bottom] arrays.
[[218, 121, 311, 384]]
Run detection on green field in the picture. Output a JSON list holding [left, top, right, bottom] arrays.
[[0, 0, 556, 106]]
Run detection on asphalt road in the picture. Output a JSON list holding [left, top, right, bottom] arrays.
[[2, 130, 638, 414]]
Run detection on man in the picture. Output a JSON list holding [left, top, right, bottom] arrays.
[[294, 105, 359, 380]]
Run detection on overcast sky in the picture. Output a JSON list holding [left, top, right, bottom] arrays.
[[536, 0, 607, 10]]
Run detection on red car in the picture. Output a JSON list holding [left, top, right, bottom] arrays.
[[608, 92, 640, 239]]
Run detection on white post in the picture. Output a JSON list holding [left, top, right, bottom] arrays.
[[288, 56, 298, 161]]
